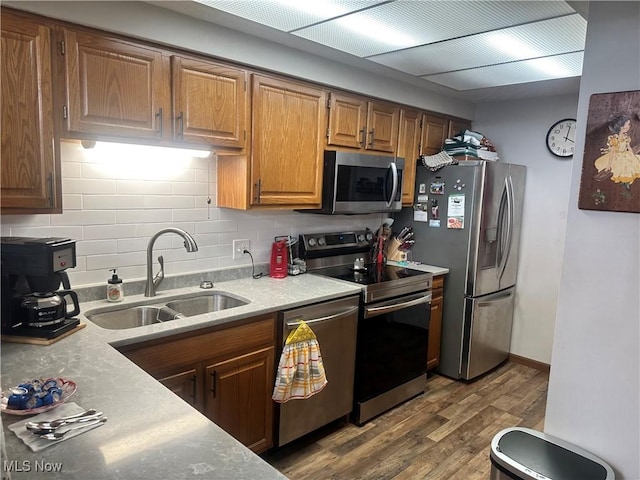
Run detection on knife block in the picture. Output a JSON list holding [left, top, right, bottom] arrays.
[[386, 238, 407, 262]]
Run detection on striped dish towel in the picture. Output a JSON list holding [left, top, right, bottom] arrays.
[[272, 321, 327, 403]]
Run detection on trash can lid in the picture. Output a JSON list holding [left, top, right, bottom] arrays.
[[490, 428, 615, 480]]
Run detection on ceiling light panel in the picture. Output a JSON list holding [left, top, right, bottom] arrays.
[[370, 13, 586, 75], [193, 0, 386, 32], [423, 51, 584, 91], [293, 0, 577, 57]]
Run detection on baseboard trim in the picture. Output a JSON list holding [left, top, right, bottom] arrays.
[[509, 354, 550, 373]]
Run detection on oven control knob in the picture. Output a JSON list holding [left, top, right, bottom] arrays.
[[317, 237, 326, 246], [357, 234, 365, 242], [365, 232, 373, 241], [308, 238, 317, 247]]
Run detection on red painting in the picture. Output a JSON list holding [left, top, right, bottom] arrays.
[[578, 90, 640, 213]]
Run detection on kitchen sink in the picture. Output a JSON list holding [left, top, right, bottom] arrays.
[[87, 305, 182, 330], [85, 291, 250, 330], [165, 292, 249, 317]]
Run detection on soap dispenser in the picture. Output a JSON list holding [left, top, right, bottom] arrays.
[[107, 269, 124, 302]]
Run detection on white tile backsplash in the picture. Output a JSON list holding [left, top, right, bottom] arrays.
[[1, 140, 383, 288]]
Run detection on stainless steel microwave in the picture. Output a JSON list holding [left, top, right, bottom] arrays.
[[305, 151, 404, 215]]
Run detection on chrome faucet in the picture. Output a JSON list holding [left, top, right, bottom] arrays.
[[145, 227, 198, 297]]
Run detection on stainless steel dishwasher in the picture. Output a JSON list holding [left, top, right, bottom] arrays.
[[276, 295, 359, 447]]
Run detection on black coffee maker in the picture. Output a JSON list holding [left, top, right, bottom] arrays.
[[1, 237, 81, 339]]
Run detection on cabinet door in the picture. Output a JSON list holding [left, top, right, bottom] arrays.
[[421, 113, 448, 155], [159, 368, 201, 411], [172, 56, 248, 149], [448, 118, 472, 139], [366, 102, 399, 153], [63, 28, 170, 140], [251, 75, 327, 207], [327, 92, 367, 149], [397, 108, 421, 206], [1, 12, 60, 212], [205, 347, 274, 454], [427, 289, 443, 371]]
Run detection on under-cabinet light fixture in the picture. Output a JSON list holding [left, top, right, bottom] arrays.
[[81, 140, 212, 158]]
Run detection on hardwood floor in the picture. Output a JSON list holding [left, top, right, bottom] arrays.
[[265, 361, 548, 480]]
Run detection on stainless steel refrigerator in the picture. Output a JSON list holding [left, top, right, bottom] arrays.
[[394, 161, 526, 380]]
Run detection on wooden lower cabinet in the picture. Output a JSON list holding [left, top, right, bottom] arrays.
[[427, 275, 444, 371], [158, 368, 200, 409], [120, 314, 276, 453], [204, 347, 274, 453]]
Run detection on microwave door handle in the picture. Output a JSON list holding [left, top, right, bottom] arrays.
[[386, 161, 398, 207]]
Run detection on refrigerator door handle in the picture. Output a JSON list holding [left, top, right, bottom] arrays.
[[496, 176, 514, 283]]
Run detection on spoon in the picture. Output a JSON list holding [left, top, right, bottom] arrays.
[[37, 417, 107, 441], [25, 409, 101, 432]]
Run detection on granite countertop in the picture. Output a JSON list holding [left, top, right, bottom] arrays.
[[1, 273, 362, 480], [387, 261, 450, 276]]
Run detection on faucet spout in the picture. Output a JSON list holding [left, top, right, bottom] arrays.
[[145, 228, 198, 297]]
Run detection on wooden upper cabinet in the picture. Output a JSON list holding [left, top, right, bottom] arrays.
[[326, 92, 367, 149], [62, 28, 170, 141], [171, 56, 248, 149], [397, 108, 422, 206], [421, 113, 448, 155], [251, 74, 327, 207], [448, 117, 472, 139], [366, 101, 400, 153], [1, 11, 61, 213], [327, 92, 399, 153]]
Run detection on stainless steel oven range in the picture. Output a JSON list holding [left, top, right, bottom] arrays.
[[299, 229, 433, 425]]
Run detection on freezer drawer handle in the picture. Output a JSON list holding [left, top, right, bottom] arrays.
[[477, 290, 513, 307], [285, 306, 359, 327], [364, 293, 431, 317]]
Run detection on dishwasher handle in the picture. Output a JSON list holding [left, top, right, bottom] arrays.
[[285, 306, 359, 327]]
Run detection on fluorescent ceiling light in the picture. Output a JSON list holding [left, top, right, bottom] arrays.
[[485, 32, 570, 76]]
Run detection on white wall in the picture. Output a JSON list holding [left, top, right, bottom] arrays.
[[473, 95, 578, 364], [544, 2, 640, 478], [0, 141, 381, 287]]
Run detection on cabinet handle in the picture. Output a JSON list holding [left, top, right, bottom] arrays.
[[190, 374, 197, 404], [210, 370, 217, 398], [359, 128, 366, 147], [156, 107, 163, 137], [253, 178, 261, 204], [368, 129, 375, 148], [177, 111, 184, 139], [47, 173, 54, 207]]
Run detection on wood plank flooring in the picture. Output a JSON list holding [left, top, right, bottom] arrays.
[[264, 361, 548, 480]]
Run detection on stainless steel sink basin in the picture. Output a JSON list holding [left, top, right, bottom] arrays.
[[85, 291, 250, 329], [87, 305, 182, 330], [165, 292, 249, 317]]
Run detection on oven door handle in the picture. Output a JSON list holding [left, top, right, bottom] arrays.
[[386, 161, 399, 208], [364, 292, 431, 318], [285, 306, 359, 327]]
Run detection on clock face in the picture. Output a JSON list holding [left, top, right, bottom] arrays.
[[546, 119, 576, 158]]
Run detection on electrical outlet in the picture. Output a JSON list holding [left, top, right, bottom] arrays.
[[232, 239, 250, 260]]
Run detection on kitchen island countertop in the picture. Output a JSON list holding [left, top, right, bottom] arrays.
[[1, 273, 363, 480]]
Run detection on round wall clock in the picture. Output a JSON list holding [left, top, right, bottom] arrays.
[[546, 118, 576, 158]]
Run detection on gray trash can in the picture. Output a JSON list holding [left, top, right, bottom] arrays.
[[490, 427, 615, 480]]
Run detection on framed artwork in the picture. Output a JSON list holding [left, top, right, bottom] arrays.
[[578, 90, 640, 213]]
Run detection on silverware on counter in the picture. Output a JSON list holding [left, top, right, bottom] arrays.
[[25, 409, 101, 432], [37, 417, 107, 441]]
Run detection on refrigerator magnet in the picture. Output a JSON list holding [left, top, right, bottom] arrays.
[[430, 181, 445, 194], [447, 194, 465, 229]]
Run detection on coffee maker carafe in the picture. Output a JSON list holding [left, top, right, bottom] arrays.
[[1, 237, 81, 339]]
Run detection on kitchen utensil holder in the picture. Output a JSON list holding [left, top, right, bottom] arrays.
[[387, 238, 407, 262]]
